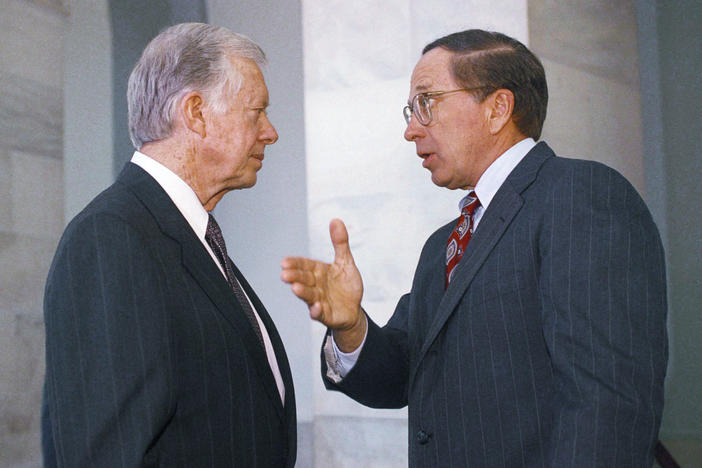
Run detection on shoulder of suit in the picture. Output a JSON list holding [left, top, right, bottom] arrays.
[[62, 180, 156, 241], [535, 154, 647, 213], [537, 151, 630, 185]]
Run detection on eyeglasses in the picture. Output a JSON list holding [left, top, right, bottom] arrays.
[[403, 87, 486, 126]]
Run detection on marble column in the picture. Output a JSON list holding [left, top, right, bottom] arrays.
[[529, 0, 646, 194], [0, 0, 67, 466], [303, 1, 528, 465]]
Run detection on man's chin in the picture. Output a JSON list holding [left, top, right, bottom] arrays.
[[242, 173, 258, 188], [430, 172, 450, 189], [232, 174, 258, 191]]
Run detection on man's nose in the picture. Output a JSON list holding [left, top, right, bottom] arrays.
[[260, 114, 278, 144], [404, 115, 425, 141]]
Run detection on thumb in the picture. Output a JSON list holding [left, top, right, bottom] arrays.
[[329, 218, 353, 265]]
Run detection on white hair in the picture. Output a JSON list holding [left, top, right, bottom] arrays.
[[127, 22, 266, 149]]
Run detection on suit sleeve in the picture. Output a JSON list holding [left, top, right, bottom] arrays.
[[321, 295, 411, 409], [539, 164, 668, 467], [43, 213, 175, 467]]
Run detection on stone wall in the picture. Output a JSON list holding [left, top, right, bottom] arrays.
[[530, 0, 645, 195], [0, 0, 67, 466]]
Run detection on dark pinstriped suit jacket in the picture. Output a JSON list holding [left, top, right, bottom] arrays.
[[42, 163, 296, 467], [323, 142, 667, 467]]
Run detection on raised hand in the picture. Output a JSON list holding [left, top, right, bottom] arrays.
[[280, 218, 366, 351]]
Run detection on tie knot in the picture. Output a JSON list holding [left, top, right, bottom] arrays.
[[462, 191, 481, 216]]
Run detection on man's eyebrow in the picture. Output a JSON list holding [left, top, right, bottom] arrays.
[[407, 83, 431, 105], [247, 99, 269, 109]]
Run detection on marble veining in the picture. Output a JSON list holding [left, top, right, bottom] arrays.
[[0, 72, 63, 159]]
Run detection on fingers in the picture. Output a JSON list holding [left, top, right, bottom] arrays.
[[280, 256, 319, 273], [281, 220, 360, 330], [329, 218, 354, 266], [280, 265, 316, 287], [308, 302, 323, 321], [281, 257, 325, 307], [287, 281, 327, 325], [290, 282, 321, 305]]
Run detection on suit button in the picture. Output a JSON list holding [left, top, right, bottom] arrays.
[[416, 430, 431, 445]]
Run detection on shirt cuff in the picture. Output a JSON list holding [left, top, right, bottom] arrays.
[[323, 315, 368, 383]]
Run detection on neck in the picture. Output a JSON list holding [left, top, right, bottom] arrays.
[[139, 140, 209, 206], [140, 140, 185, 173], [492, 129, 528, 159]]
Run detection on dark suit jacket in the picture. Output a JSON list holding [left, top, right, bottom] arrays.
[[43, 163, 296, 467], [323, 142, 667, 467]]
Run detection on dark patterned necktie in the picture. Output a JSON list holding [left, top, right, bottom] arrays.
[[446, 191, 481, 287], [205, 214, 264, 346]]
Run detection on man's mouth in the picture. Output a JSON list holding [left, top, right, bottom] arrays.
[[420, 152, 435, 168]]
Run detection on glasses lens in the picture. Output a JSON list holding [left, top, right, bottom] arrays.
[[417, 94, 431, 125]]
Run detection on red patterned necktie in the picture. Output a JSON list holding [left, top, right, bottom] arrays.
[[446, 191, 481, 287]]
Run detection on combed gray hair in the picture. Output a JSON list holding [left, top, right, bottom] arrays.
[[127, 22, 266, 149]]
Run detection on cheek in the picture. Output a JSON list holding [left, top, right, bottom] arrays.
[[437, 129, 465, 162]]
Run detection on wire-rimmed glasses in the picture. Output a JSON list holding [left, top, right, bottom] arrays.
[[403, 87, 486, 126]]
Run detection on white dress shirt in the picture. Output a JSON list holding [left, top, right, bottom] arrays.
[[328, 138, 537, 380], [131, 151, 286, 403]]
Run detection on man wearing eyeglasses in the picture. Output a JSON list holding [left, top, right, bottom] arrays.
[[282, 29, 667, 467]]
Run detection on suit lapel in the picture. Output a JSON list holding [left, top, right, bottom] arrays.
[[230, 262, 295, 420], [181, 251, 287, 419], [117, 163, 286, 419], [411, 143, 555, 382], [237, 273, 297, 449]]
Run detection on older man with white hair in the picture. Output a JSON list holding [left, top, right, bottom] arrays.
[[42, 23, 296, 467]]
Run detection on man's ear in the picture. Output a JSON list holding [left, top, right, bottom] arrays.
[[486, 89, 515, 135], [180, 91, 207, 138]]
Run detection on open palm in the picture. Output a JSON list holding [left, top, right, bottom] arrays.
[[281, 218, 364, 332]]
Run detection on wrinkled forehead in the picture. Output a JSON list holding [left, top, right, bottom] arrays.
[[409, 48, 457, 97], [233, 58, 269, 103]]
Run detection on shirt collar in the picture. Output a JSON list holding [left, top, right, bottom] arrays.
[[130, 151, 209, 241], [459, 138, 536, 210]]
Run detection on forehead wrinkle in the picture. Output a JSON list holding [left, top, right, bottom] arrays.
[[408, 82, 431, 104], [242, 80, 269, 108], [411, 69, 448, 94], [242, 93, 265, 109]]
